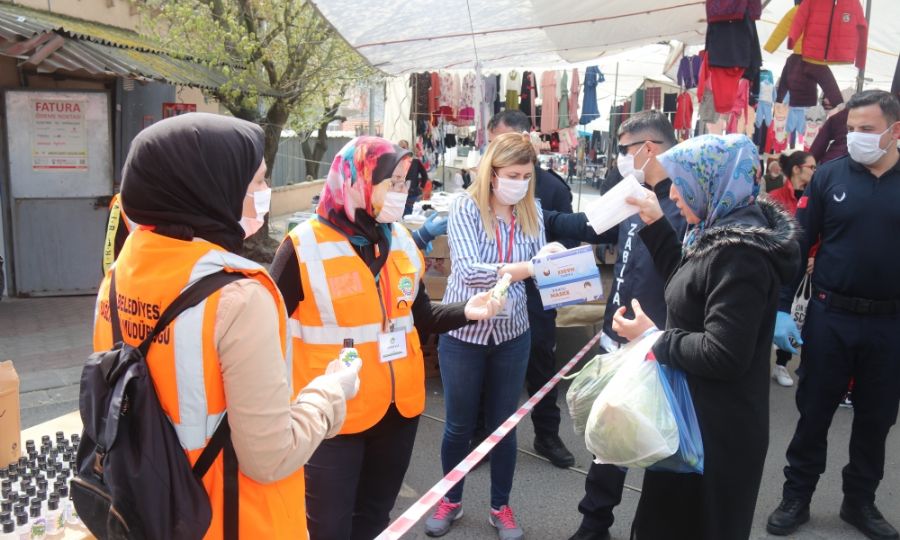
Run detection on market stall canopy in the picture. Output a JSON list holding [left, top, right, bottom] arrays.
[[0, 3, 279, 95], [311, 0, 708, 74]]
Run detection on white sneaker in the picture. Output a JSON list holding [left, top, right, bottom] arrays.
[[772, 365, 794, 387]]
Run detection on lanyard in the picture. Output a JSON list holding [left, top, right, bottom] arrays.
[[375, 273, 392, 332], [495, 214, 515, 264]]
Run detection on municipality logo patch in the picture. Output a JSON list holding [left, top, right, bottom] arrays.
[[398, 276, 414, 297]]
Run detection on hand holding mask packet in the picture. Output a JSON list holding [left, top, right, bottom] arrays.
[[584, 175, 648, 235]]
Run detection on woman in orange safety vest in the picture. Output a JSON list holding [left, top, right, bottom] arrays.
[[93, 113, 360, 539], [269, 136, 502, 539]]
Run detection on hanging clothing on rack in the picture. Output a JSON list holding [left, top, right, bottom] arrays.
[[458, 72, 477, 123], [438, 72, 455, 120], [451, 73, 462, 120], [677, 56, 702, 89], [409, 72, 431, 121], [664, 93, 678, 124], [776, 54, 843, 107], [644, 87, 662, 110], [674, 92, 694, 132], [506, 70, 521, 110], [756, 70, 775, 127], [540, 71, 559, 134], [569, 68, 580, 126], [559, 71, 570, 129], [726, 79, 750, 134], [519, 71, 538, 130], [428, 72, 441, 126], [579, 66, 602, 125]]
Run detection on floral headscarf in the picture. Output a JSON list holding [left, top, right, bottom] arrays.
[[317, 136, 411, 229], [317, 136, 410, 275], [657, 134, 760, 248]]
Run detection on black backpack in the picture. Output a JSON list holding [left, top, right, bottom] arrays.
[[73, 270, 243, 540]]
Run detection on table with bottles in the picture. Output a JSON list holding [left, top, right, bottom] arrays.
[[2, 411, 89, 539]]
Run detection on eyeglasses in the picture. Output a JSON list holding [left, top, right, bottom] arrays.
[[617, 140, 662, 156], [389, 178, 411, 191], [801, 164, 817, 171]]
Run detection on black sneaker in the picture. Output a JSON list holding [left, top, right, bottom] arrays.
[[533, 435, 575, 468], [766, 498, 810, 535], [840, 500, 900, 540], [567, 526, 611, 540]]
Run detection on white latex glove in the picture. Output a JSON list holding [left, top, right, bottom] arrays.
[[535, 241, 567, 258], [324, 357, 362, 400], [464, 290, 503, 321]]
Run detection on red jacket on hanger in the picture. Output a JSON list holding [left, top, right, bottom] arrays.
[[789, 0, 868, 70]]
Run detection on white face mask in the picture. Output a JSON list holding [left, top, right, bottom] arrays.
[[493, 177, 530, 205], [618, 143, 650, 184], [847, 124, 896, 165], [375, 191, 408, 223], [239, 187, 271, 238]]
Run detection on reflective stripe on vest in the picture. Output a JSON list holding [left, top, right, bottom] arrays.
[[292, 220, 423, 338], [288, 314, 415, 346]]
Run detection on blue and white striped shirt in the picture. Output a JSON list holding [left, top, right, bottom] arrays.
[[443, 193, 545, 345]]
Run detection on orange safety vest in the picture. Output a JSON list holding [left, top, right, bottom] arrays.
[[93, 229, 306, 539], [288, 218, 426, 434]]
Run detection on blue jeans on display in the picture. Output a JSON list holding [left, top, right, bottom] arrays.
[[439, 330, 531, 509]]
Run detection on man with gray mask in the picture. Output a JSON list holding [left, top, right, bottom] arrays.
[[768, 90, 900, 540]]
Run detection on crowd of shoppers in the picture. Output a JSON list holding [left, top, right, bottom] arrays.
[[89, 87, 900, 540]]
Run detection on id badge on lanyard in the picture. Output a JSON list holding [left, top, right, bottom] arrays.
[[376, 273, 408, 362], [494, 216, 515, 321]]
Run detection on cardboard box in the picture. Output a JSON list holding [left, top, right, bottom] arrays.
[[532, 245, 604, 309], [428, 236, 450, 259], [0, 360, 21, 468]]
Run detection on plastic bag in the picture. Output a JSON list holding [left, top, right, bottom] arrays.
[[564, 351, 628, 436], [586, 332, 679, 469], [791, 273, 812, 330], [648, 364, 704, 474]]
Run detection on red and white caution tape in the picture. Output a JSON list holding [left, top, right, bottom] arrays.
[[375, 330, 603, 540]]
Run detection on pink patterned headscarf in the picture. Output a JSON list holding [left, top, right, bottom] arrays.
[[317, 136, 411, 229]]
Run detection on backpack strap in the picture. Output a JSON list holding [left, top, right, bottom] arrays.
[[108, 268, 245, 540], [193, 416, 238, 540]]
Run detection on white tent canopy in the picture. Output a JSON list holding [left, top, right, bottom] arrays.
[[311, 0, 708, 74], [316, 0, 899, 140]]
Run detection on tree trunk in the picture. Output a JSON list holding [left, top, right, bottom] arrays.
[[240, 100, 290, 263]]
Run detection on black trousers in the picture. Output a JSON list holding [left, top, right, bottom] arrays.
[[782, 298, 900, 505], [525, 282, 561, 439], [305, 405, 420, 540], [775, 348, 793, 366], [577, 462, 627, 533]]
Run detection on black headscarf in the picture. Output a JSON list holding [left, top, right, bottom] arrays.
[[120, 113, 264, 253]]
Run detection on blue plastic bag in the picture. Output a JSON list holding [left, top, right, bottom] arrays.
[[648, 364, 704, 474]]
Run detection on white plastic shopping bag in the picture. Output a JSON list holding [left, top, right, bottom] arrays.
[[791, 273, 812, 329], [585, 331, 679, 469], [565, 351, 625, 436], [583, 174, 648, 235], [565, 335, 656, 436]]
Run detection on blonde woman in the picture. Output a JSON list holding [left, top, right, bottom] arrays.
[[426, 132, 560, 539]]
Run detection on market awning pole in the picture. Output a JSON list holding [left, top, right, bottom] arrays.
[[368, 86, 376, 135], [607, 62, 620, 170], [856, 0, 873, 93]]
